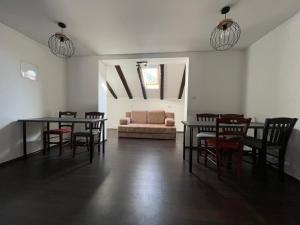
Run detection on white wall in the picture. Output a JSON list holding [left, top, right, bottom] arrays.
[[244, 11, 300, 180], [67, 50, 245, 131], [0, 23, 67, 163], [186, 51, 245, 120], [67, 56, 100, 116], [107, 97, 185, 131], [66, 57, 107, 139]]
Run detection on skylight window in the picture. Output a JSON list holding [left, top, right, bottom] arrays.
[[142, 67, 159, 89]]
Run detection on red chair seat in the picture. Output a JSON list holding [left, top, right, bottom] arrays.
[[207, 138, 241, 150], [46, 128, 72, 134]]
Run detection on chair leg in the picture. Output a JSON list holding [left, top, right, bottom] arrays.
[[47, 133, 50, 151], [98, 133, 101, 153], [204, 142, 208, 167], [86, 137, 89, 151], [59, 133, 63, 156], [237, 150, 243, 178], [217, 150, 221, 179], [73, 136, 76, 158], [43, 132, 47, 155], [70, 133, 73, 149], [279, 150, 285, 181], [252, 148, 257, 174]]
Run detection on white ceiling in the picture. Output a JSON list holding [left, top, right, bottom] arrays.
[[0, 0, 300, 55], [104, 58, 186, 99]]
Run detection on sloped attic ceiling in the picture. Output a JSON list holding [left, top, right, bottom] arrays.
[[103, 58, 187, 99]]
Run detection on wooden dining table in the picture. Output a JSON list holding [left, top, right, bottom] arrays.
[[18, 117, 107, 163], [181, 121, 265, 173]]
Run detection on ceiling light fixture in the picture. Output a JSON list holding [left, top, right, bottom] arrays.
[[48, 22, 75, 58], [210, 6, 241, 51]]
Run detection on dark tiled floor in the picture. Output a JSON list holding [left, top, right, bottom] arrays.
[[1, 130, 300, 225]]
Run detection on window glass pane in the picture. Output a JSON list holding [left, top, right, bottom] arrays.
[[142, 67, 159, 89]]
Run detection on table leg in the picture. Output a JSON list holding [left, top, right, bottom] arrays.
[[183, 124, 186, 160], [252, 127, 258, 173], [89, 122, 94, 163], [46, 122, 50, 151], [102, 121, 105, 154], [22, 122, 27, 159], [189, 127, 193, 173]]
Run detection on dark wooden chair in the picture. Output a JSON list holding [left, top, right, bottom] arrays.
[[43, 111, 77, 156], [244, 117, 297, 181], [204, 117, 251, 179], [73, 112, 104, 157], [196, 113, 219, 162], [220, 114, 244, 118]]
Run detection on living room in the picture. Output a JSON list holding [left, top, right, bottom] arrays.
[[1, 0, 300, 225]]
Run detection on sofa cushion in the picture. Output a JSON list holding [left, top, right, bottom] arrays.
[[147, 110, 165, 124], [118, 123, 176, 134], [165, 118, 175, 126], [131, 111, 147, 124], [119, 118, 130, 125]]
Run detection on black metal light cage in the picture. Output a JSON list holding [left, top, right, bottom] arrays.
[[48, 22, 75, 58], [210, 6, 241, 51]]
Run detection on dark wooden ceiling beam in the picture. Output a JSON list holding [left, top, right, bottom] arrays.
[[106, 81, 118, 99], [160, 64, 164, 100], [137, 66, 147, 99], [178, 65, 186, 99], [115, 65, 133, 99]]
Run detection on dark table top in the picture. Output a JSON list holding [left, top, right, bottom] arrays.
[[181, 121, 265, 129], [18, 117, 107, 123]]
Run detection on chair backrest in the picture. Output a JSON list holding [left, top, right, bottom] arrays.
[[85, 112, 105, 130], [59, 111, 77, 129], [262, 118, 297, 150], [216, 117, 251, 141], [196, 113, 219, 132], [220, 114, 244, 118]]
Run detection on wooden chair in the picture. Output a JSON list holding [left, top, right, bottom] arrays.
[[204, 117, 251, 179], [244, 117, 297, 181], [196, 113, 219, 162], [43, 111, 77, 156], [73, 112, 104, 157]]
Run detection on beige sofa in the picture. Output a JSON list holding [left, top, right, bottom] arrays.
[[118, 110, 176, 139]]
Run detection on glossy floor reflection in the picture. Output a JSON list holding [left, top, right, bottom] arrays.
[[0, 130, 300, 225]]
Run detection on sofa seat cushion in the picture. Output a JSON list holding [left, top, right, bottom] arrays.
[[131, 111, 147, 124], [118, 123, 176, 134], [147, 110, 165, 124]]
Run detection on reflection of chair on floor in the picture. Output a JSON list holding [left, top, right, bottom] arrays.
[[72, 112, 104, 157], [204, 117, 251, 179], [43, 111, 77, 155], [196, 113, 219, 162]]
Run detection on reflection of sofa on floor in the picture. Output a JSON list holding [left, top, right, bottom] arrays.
[[118, 110, 176, 140]]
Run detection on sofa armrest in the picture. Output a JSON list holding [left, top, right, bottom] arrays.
[[165, 118, 175, 126], [120, 117, 131, 125]]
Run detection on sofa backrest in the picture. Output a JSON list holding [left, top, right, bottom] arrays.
[[131, 111, 148, 124], [125, 110, 174, 124], [148, 110, 165, 124]]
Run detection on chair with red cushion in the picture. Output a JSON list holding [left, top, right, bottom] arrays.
[[43, 111, 77, 155], [204, 117, 251, 179]]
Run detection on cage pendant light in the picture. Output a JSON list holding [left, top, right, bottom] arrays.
[[48, 22, 75, 58], [210, 6, 241, 51]]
